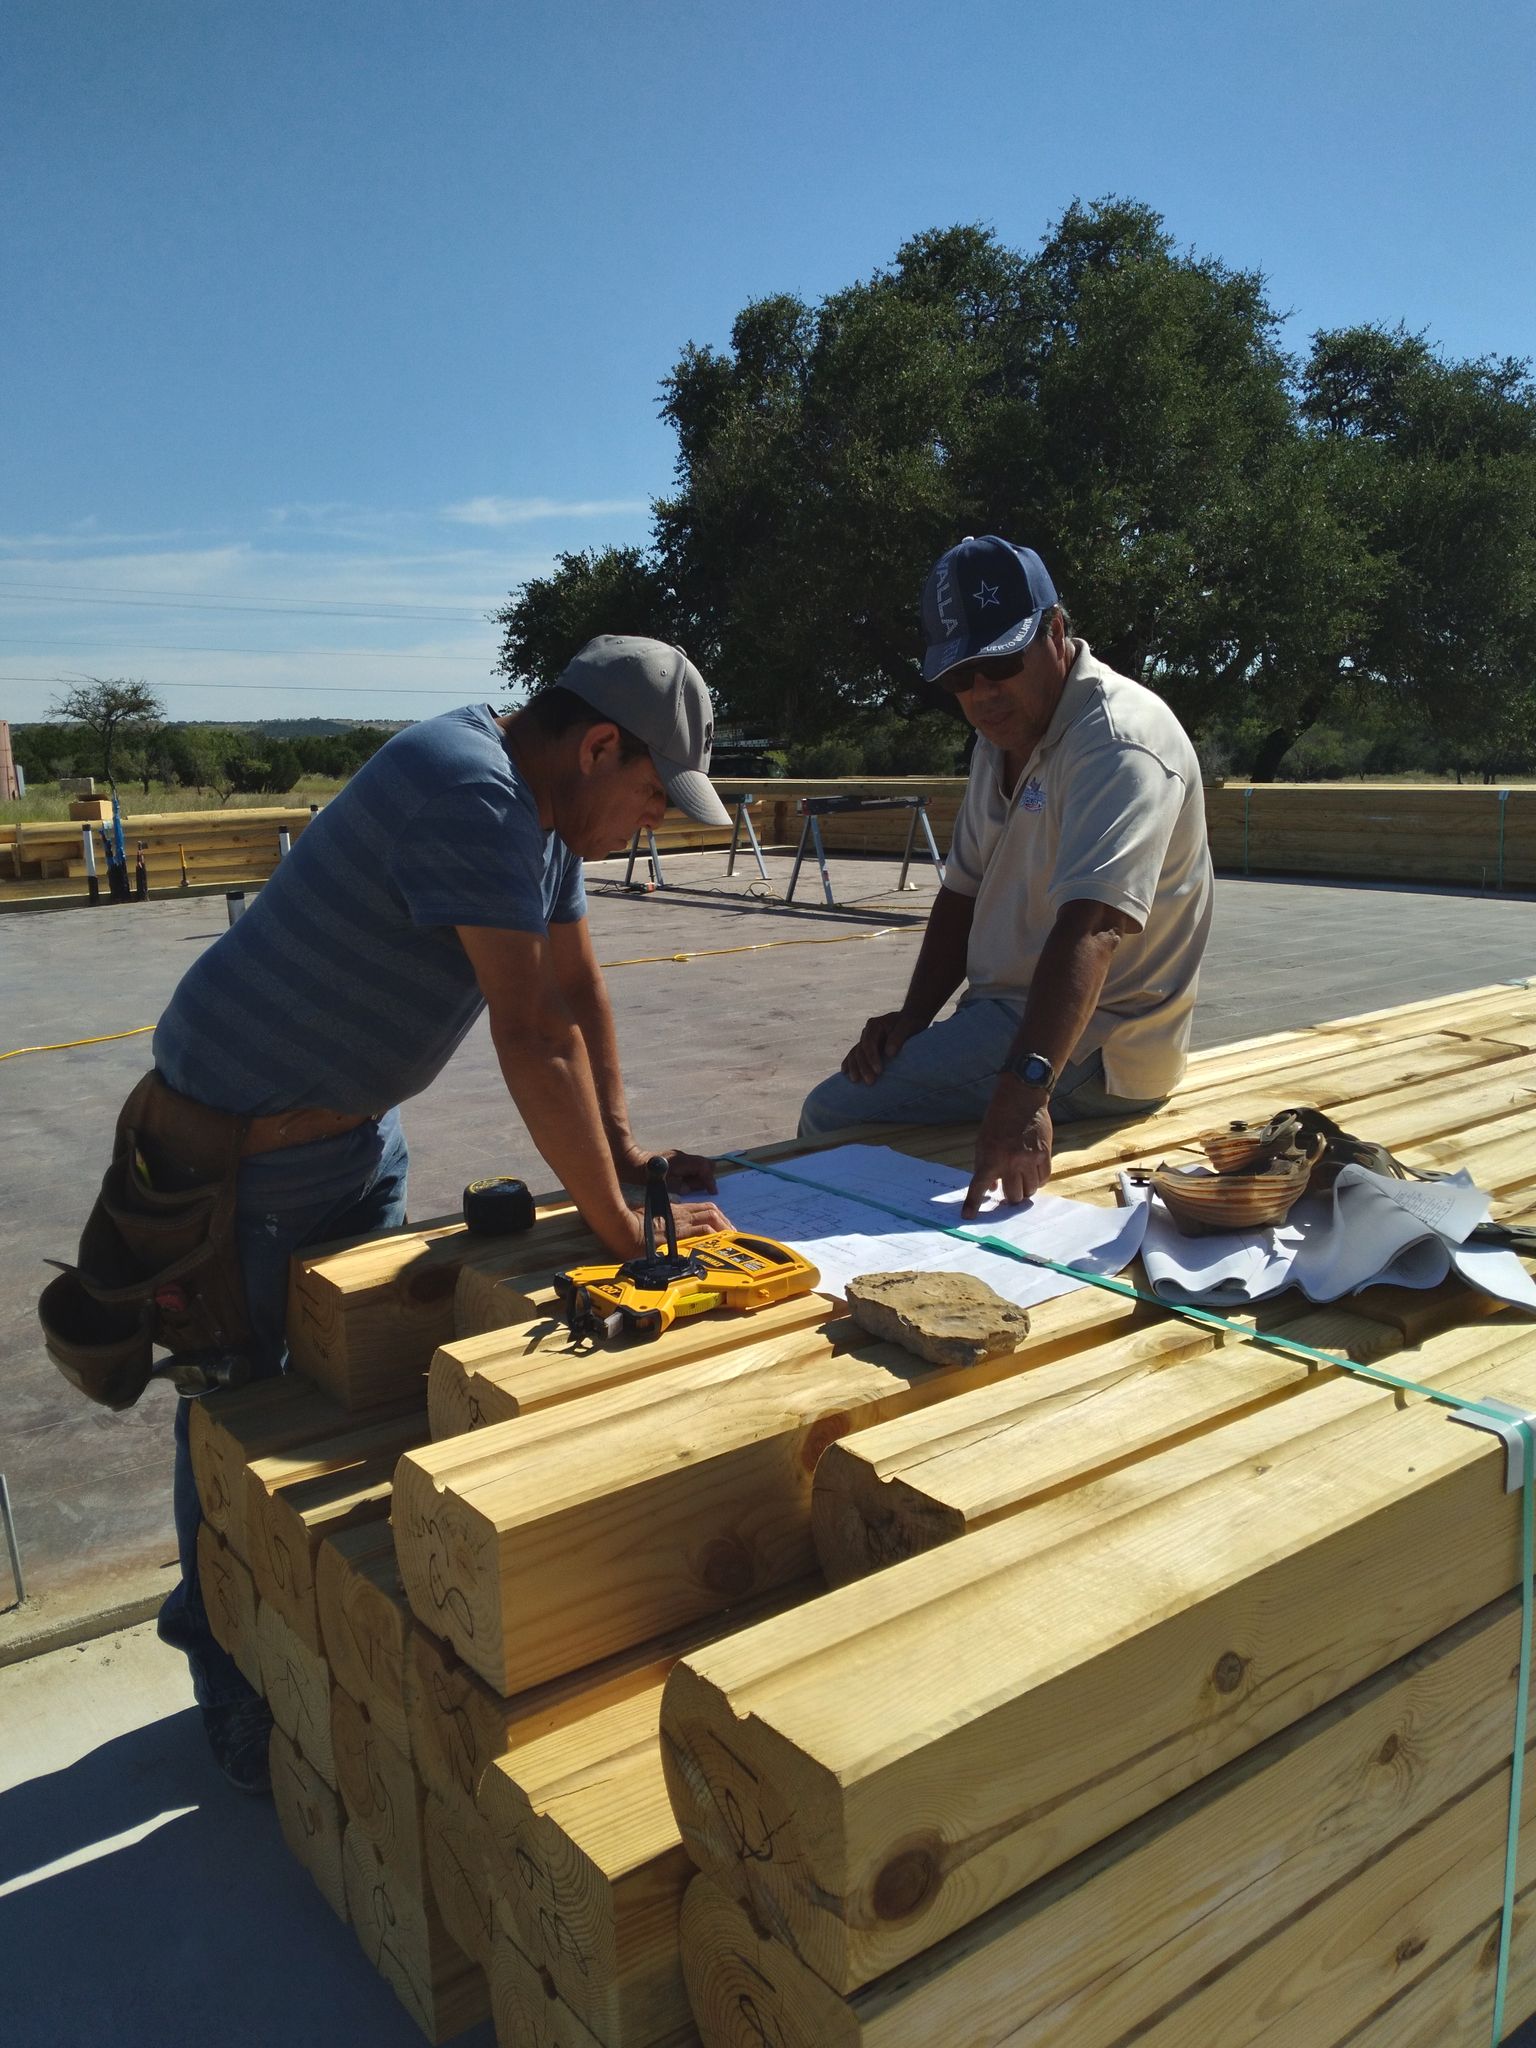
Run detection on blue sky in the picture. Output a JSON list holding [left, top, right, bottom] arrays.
[[3, 0, 1532, 724]]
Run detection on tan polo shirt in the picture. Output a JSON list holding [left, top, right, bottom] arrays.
[[944, 640, 1214, 1099]]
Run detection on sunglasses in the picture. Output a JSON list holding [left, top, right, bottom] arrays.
[[938, 650, 1030, 695]]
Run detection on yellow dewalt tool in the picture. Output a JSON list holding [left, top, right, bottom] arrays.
[[553, 1156, 819, 1342]]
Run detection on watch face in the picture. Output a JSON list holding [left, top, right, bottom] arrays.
[[1011, 1052, 1054, 1087]]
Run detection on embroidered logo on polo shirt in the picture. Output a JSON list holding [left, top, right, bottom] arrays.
[[1019, 776, 1046, 813]]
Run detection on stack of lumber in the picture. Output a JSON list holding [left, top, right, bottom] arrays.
[[595, 780, 1536, 887], [189, 1369, 494, 2041], [596, 805, 743, 861], [751, 779, 968, 859], [1205, 781, 1536, 889], [0, 803, 314, 902], [200, 979, 1536, 2045]]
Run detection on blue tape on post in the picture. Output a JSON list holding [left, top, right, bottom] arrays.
[[1451, 1398, 1536, 2041]]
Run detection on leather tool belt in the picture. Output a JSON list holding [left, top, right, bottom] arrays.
[[38, 1072, 379, 1411]]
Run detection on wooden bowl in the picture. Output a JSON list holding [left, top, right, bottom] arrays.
[[1151, 1156, 1314, 1235], [1199, 1125, 1272, 1173]]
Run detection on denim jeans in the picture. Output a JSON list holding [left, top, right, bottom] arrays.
[[797, 997, 1164, 1137], [157, 1109, 409, 1709]]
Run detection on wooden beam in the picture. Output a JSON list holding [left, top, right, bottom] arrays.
[[395, 1322, 1027, 1694], [659, 1319, 1536, 1993], [287, 1221, 467, 1407], [316, 1519, 414, 1756], [1343, 1897, 1536, 2047], [196, 1521, 261, 1691], [332, 1684, 427, 1887], [256, 1599, 336, 1787], [488, 1905, 704, 2048], [479, 1673, 693, 2047], [423, 1787, 494, 1975], [403, 1580, 821, 1820], [1122, 1737, 1536, 2047], [343, 1823, 489, 2044], [811, 1305, 1399, 1583], [244, 1406, 425, 1652], [269, 1723, 348, 1923], [675, 1593, 1523, 2046], [428, 1284, 842, 1439], [430, 1277, 1163, 1443], [188, 1374, 416, 1558]]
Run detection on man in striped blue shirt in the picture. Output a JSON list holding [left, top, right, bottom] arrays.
[[154, 636, 731, 1788]]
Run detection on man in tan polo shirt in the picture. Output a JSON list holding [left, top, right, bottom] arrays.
[[799, 534, 1213, 1214]]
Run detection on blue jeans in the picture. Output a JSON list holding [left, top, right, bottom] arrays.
[[798, 997, 1164, 1137], [158, 1109, 410, 1709]]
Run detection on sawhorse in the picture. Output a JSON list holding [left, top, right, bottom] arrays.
[[724, 793, 768, 881], [623, 828, 665, 890], [785, 795, 945, 908]]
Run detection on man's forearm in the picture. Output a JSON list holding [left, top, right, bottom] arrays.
[[1008, 906, 1128, 1077], [899, 886, 976, 1025], [489, 1014, 638, 1255], [560, 967, 637, 1173]]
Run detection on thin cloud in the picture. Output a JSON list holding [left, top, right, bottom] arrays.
[[0, 524, 194, 550], [440, 495, 649, 527]]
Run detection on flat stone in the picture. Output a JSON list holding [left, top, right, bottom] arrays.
[[844, 1270, 1031, 1369]]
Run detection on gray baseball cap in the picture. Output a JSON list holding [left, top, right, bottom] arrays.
[[557, 634, 730, 827]]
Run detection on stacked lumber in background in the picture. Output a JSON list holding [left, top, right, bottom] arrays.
[[594, 780, 1536, 887], [749, 778, 968, 859], [1204, 780, 1536, 889], [196, 979, 1536, 2045], [8, 781, 1529, 908], [0, 803, 314, 902]]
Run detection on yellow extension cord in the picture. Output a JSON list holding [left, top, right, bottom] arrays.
[[0, 924, 915, 1062]]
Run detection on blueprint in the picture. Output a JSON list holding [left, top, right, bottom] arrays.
[[713, 1144, 1149, 1311]]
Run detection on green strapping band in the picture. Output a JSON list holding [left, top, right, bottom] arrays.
[[724, 1150, 1533, 2035]]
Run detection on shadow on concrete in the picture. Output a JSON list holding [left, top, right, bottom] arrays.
[[0, 1710, 493, 2048], [585, 875, 932, 927]]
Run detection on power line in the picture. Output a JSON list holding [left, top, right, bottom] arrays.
[[0, 576, 497, 619], [0, 639, 486, 661], [0, 584, 491, 623]]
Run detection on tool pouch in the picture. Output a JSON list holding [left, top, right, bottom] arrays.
[[38, 1072, 253, 1410]]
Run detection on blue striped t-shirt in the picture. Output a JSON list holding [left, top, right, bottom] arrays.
[[153, 705, 585, 1115]]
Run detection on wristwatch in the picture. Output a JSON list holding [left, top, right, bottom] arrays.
[[1003, 1049, 1056, 1092]]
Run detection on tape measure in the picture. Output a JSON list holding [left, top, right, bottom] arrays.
[[555, 1230, 820, 1342], [553, 1153, 817, 1341], [461, 1176, 536, 1236]]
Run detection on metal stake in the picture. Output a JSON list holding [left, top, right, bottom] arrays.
[[0, 1473, 25, 1606]]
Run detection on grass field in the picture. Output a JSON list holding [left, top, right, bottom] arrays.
[[1, 776, 348, 824]]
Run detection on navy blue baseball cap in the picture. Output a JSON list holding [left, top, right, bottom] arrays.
[[920, 535, 1059, 683]]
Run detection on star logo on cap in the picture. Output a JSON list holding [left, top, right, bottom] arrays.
[[973, 581, 999, 609]]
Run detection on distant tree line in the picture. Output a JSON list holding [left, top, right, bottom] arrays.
[[495, 199, 1536, 783], [14, 685, 394, 800]]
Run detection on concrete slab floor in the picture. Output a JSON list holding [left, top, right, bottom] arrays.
[[0, 1619, 494, 2048], [1, 846, 1532, 1613]]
